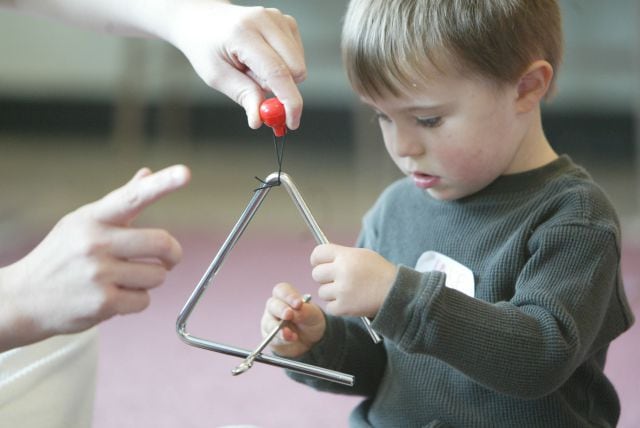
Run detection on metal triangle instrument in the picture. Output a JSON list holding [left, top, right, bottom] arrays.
[[176, 171, 382, 386]]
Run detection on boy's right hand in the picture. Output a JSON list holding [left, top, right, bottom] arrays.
[[261, 282, 325, 358]]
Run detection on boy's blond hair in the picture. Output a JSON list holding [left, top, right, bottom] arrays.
[[342, 0, 563, 99]]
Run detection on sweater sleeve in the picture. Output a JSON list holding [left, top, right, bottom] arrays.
[[287, 314, 388, 396], [372, 224, 633, 399]]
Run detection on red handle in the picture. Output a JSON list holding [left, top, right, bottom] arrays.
[[259, 98, 287, 137]]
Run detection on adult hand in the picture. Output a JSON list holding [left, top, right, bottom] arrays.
[[168, 1, 306, 130], [0, 165, 191, 352], [2, 0, 306, 130]]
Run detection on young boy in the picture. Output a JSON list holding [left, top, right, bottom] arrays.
[[261, 0, 635, 426]]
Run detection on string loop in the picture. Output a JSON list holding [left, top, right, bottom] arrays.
[[254, 133, 286, 191]]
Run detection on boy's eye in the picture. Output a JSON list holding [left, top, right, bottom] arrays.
[[416, 116, 442, 128], [374, 112, 391, 123]]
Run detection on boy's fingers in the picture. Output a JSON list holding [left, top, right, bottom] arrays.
[[261, 304, 294, 346], [318, 284, 336, 303], [109, 228, 183, 269], [266, 296, 294, 321], [272, 282, 303, 309], [325, 300, 342, 316], [309, 243, 337, 266], [311, 264, 334, 284], [279, 326, 298, 343], [92, 165, 191, 225]]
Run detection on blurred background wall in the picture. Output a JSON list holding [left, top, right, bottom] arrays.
[[0, 0, 638, 233]]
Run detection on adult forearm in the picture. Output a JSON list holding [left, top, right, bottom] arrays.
[[0, 0, 229, 39], [0, 165, 190, 354]]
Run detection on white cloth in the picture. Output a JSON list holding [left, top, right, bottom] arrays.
[[0, 327, 98, 428]]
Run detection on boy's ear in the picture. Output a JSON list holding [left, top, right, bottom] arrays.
[[515, 60, 554, 113]]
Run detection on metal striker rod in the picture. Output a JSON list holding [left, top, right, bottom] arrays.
[[232, 294, 313, 376]]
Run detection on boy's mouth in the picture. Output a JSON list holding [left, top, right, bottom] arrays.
[[411, 172, 440, 189]]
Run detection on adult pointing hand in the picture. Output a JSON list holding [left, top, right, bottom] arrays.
[[0, 165, 191, 352]]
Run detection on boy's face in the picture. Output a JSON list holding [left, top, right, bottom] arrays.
[[362, 67, 536, 200]]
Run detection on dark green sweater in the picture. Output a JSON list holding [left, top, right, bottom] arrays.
[[289, 156, 634, 427]]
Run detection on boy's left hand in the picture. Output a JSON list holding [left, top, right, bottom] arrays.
[[310, 244, 397, 318]]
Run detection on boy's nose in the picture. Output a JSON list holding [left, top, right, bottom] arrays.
[[394, 135, 425, 158]]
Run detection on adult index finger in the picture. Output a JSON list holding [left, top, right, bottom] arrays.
[[92, 165, 191, 225]]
